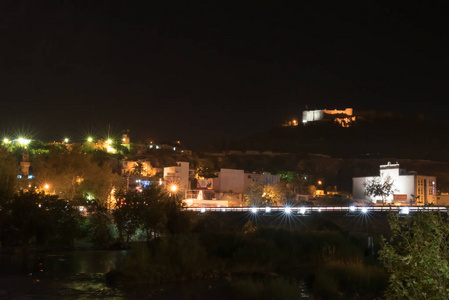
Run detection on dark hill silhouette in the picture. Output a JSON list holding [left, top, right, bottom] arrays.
[[221, 115, 448, 162]]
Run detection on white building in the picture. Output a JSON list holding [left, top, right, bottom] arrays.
[[212, 169, 281, 194], [163, 162, 194, 194], [213, 169, 246, 194], [353, 162, 436, 205]]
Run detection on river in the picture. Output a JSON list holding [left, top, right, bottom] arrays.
[[1, 250, 310, 299]]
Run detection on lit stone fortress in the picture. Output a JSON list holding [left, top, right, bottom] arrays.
[[302, 108, 356, 127]]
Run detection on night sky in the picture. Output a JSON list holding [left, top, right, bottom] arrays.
[[0, 2, 448, 147]]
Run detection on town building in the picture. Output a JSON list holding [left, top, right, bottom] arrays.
[[353, 162, 436, 205], [163, 162, 194, 196], [302, 108, 356, 127], [184, 168, 281, 207]]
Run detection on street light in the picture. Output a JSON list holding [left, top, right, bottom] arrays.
[[170, 184, 178, 192], [64, 138, 69, 143], [87, 137, 93, 143], [17, 137, 31, 146]]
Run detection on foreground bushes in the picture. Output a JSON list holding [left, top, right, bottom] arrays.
[[313, 261, 387, 299], [107, 227, 388, 299]]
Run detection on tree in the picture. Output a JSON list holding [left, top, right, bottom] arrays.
[[244, 183, 265, 206], [195, 159, 216, 179], [113, 189, 142, 243], [133, 161, 144, 176], [244, 182, 291, 206], [364, 175, 396, 204], [140, 184, 167, 240], [32, 145, 122, 205], [0, 146, 18, 203], [2, 191, 81, 249], [85, 199, 115, 248], [379, 213, 449, 299]]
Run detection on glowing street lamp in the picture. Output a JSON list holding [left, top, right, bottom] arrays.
[[318, 180, 322, 185], [87, 137, 93, 143], [17, 137, 31, 146], [170, 184, 178, 192], [44, 184, 50, 190], [64, 138, 69, 143], [3, 138, 10, 144]]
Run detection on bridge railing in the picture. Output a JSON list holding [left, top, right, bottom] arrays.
[[184, 205, 448, 214]]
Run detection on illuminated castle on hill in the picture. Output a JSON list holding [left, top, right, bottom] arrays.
[[302, 108, 356, 127]]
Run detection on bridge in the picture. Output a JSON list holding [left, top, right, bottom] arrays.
[[185, 205, 448, 214]]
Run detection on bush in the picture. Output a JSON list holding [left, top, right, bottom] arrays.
[[107, 234, 212, 285], [313, 261, 388, 299], [231, 277, 300, 300]]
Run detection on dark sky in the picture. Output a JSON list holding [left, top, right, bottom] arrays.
[[0, 2, 448, 147]]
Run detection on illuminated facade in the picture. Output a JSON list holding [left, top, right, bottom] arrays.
[[163, 162, 194, 194], [353, 162, 436, 205], [302, 108, 356, 127]]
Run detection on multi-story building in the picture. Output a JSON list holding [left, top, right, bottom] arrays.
[[353, 162, 436, 205], [163, 162, 194, 195]]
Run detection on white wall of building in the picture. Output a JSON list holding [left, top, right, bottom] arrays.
[[216, 169, 245, 193], [164, 162, 190, 192], [353, 162, 436, 205]]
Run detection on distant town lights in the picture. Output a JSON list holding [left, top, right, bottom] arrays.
[[17, 137, 31, 146]]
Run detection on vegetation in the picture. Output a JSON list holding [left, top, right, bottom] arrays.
[[107, 214, 388, 299], [32, 145, 122, 205], [364, 175, 396, 203], [244, 181, 296, 206], [379, 212, 449, 299], [0, 191, 82, 250]]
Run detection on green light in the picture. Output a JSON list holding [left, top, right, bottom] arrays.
[[87, 137, 93, 142]]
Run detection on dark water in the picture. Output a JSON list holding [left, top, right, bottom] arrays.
[[0, 250, 129, 299], [0, 251, 310, 299]]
